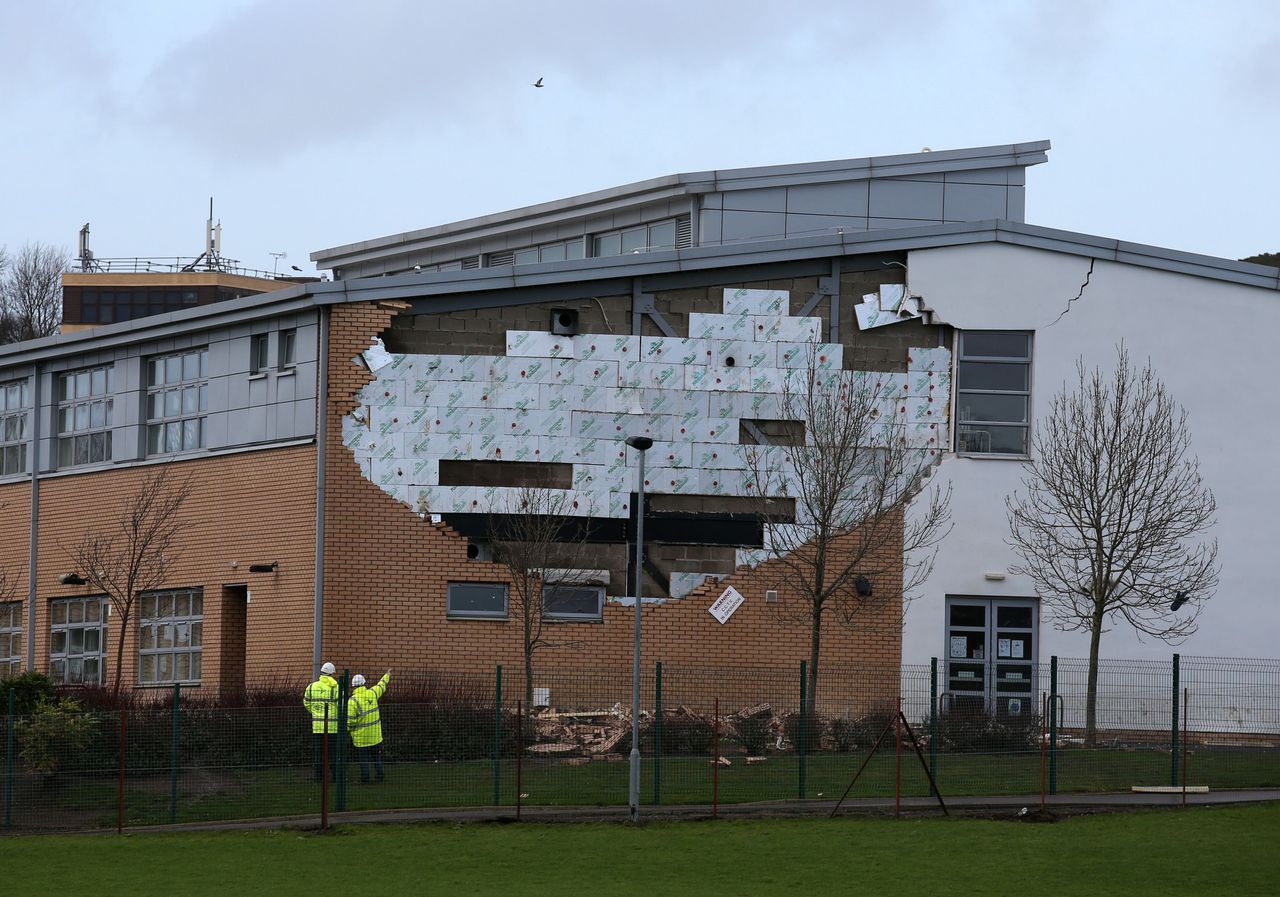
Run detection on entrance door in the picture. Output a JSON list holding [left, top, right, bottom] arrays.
[[945, 596, 1038, 715]]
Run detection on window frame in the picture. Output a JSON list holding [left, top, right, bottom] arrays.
[[55, 364, 114, 468], [49, 596, 108, 685], [137, 587, 203, 686], [955, 330, 1033, 457], [446, 582, 509, 620], [146, 347, 209, 457], [541, 585, 605, 622], [250, 333, 270, 374], [0, 600, 23, 678], [0, 377, 31, 477], [278, 328, 297, 370]]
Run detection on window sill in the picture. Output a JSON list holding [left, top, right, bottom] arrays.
[[955, 452, 1031, 461], [248, 372, 268, 381], [545, 617, 604, 624], [446, 614, 508, 622], [277, 367, 296, 377], [136, 681, 201, 689]]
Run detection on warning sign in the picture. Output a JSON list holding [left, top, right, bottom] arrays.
[[708, 586, 745, 624]]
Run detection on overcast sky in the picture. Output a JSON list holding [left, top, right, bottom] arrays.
[[1, 0, 1276, 275]]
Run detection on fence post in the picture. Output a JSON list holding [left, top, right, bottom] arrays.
[[929, 658, 938, 795], [1049, 656, 1058, 795], [1170, 653, 1181, 788], [493, 664, 503, 807], [798, 660, 807, 800], [169, 682, 180, 825], [336, 670, 349, 812], [117, 707, 127, 835], [653, 661, 662, 807], [4, 688, 14, 828]]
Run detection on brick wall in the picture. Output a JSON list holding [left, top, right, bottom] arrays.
[[0, 446, 316, 696]]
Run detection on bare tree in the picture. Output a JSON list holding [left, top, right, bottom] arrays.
[[485, 487, 598, 713], [63, 468, 194, 701], [1006, 346, 1218, 746], [1, 243, 67, 343], [751, 347, 952, 718]]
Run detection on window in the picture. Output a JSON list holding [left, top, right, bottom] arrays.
[[138, 588, 203, 685], [0, 378, 30, 476], [592, 216, 688, 257], [542, 586, 604, 621], [447, 582, 507, 619], [250, 334, 269, 374], [278, 329, 297, 369], [56, 365, 114, 467], [77, 287, 201, 325], [50, 596, 107, 685], [955, 331, 1032, 455], [147, 348, 208, 456], [945, 596, 1038, 715], [0, 601, 22, 677]]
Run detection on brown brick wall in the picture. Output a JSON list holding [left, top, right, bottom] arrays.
[[0, 446, 316, 696], [324, 301, 904, 692]]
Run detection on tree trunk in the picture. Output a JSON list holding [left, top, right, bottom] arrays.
[[524, 649, 535, 717], [112, 608, 128, 705], [1084, 610, 1105, 748], [806, 608, 822, 722]]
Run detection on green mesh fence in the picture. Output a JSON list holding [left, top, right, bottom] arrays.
[[1, 655, 1277, 831]]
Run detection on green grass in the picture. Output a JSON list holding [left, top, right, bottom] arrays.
[[11, 746, 1278, 829], [3, 803, 1278, 896]]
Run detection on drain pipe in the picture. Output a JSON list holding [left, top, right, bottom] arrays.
[[311, 308, 330, 675]]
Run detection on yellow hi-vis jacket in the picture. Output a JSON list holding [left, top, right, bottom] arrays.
[[304, 675, 339, 734], [348, 673, 390, 748]]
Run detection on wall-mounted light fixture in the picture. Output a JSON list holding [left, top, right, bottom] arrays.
[[59, 573, 87, 586], [854, 575, 873, 597], [984, 571, 1007, 582], [248, 562, 278, 574]]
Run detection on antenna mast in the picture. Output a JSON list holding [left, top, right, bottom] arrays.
[[182, 197, 225, 272]]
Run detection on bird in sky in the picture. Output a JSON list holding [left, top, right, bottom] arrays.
[[532, 77, 544, 88], [291, 265, 302, 272]]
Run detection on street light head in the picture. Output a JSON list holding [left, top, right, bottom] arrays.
[[625, 436, 653, 451]]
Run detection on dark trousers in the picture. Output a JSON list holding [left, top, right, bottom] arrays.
[[313, 733, 333, 782], [356, 744, 385, 783]]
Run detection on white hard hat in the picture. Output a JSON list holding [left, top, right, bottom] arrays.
[[352, 674, 366, 688], [321, 662, 336, 676]]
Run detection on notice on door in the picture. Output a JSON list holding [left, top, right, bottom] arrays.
[[950, 636, 967, 658], [998, 638, 1011, 658]]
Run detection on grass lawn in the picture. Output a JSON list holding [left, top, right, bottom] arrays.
[[3, 802, 1277, 897]]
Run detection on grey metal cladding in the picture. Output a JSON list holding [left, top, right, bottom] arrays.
[[943, 183, 1009, 222], [721, 187, 787, 213], [786, 181, 870, 217], [869, 178, 944, 221], [720, 210, 788, 244]]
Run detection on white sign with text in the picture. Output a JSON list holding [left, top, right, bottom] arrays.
[[708, 586, 746, 624]]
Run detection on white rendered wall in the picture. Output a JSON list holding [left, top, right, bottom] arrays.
[[905, 242, 1280, 664]]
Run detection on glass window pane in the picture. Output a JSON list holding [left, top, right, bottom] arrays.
[[157, 654, 172, 682], [84, 629, 99, 652], [74, 435, 89, 465], [199, 350, 208, 378], [148, 424, 163, 454], [958, 361, 1028, 392], [91, 368, 106, 395], [159, 624, 173, 649], [514, 248, 538, 265], [75, 403, 89, 431], [165, 356, 180, 384], [5, 384, 16, 409], [140, 654, 155, 682], [199, 384, 208, 412], [540, 243, 566, 263], [176, 653, 190, 681], [963, 332, 1029, 359], [620, 228, 646, 253], [159, 593, 174, 617], [565, 240, 584, 260], [83, 658, 99, 683], [140, 625, 155, 649], [183, 352, 199, 380], [175, 593, 189, 616], [648, 220, 676, 250], [69, 600, 84, 623], [997, 606, 1033, 628], [190, 622, 202, 646], [90, 401, 105, 428], [69, 629, 84, 653], [52, 631, 67, 654], [183, 418, 199, 450], [57, 375, 70, 402], [958, 424, 1028, 455], [949, 604, 984, 627], [10, 634, 20, 657], [75, 371, 90, 399], [593, 233, 621, 257], [165, 422, 181, 453], [148, 392, 162, 419], [50, 659, 64, 681], [175, 623, 190, 648], [448, 583, 506, 615], [85, 601, 100, 622], [191, 654, 201, 680], [52, 602, 67, 624], [148, 359, 160, 387], [183, 387, 198, 414], [68, 658, 83, 682], [165, 389, 181, 417], [957, 393, 1028, 424], [191, 592, 202, 615]]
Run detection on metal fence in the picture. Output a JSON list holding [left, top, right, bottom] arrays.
[[2, 654, 1277, 832]]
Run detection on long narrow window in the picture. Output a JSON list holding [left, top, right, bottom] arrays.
[[56, 365, 114, 467], [138, 588, 203, 685], [147, 348, 208, 456], [0, 378, 30, 476], [50, 596, 107, 685], [0, 601, 22, 677], [955, 331, 1032, 455]]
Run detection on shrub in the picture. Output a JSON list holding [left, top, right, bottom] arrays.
[[829, 705, 898, 752], [0, 670, 55, 716], [17, 696, 98, 777], [782, 711, 825, 753], [734, 713, 773, 755], [934, 705, 1042, 753]]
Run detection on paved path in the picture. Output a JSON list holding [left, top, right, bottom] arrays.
[[127, 788, 1280, 834]]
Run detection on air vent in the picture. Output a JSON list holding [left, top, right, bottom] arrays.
[[487, 251, 514, 267], [676, 215, 692, 248], [461, 256, 480, 269], [551, 308, 580, 336]]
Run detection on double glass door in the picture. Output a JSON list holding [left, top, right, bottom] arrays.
[[945, 597, 1038, 716]]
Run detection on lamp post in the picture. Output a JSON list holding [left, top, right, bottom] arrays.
[[625, 434, 653, 823]]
